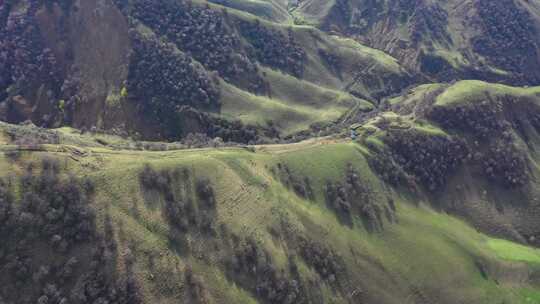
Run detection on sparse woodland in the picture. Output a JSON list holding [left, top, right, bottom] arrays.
[[0, 158, 140, 304]]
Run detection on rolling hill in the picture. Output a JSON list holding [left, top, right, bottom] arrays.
[[1, 80, 540, 303], [2, 0, 540, 304]]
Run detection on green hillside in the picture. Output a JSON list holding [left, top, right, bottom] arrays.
[[0, 0, 414, 142], [2, 0, 540, 303], [2, 113, 540, 303]]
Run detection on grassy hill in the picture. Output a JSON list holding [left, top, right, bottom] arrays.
[[2, 0, 540, 303], [2, 88, 540, 302]]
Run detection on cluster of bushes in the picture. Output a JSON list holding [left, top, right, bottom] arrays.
[[428, 100, 505, 139], [385, 129, 468, 192], [297, 237, 342, 284], [0, 0, 80, 126], [184, 266, 211, 304], [367, 149, 408, 187], [226, 237, 305, 304], [0, 1, 62, 97], [131, 0, 265, 92], [428, 99, 531, 187], [473, 0, 540, 84], [14, 158, 95, 251], [127, 31, 275, 142], [325, 164, 366, 213], [127, 32, 220, 135], [324, 164, 388, 230], [409, 3, 451, 47], [318, 49, 342, 77], [419, 53, 454, 77], [66, 241, 141, 304], [325, 181, 352, 215], [206, 115, 264, 144], [321, 0, 353, 33], [0, 158, 140, 304], [272, 163, 314, 200], [268, 222, 350, 294], [477, 135, 529, 187], [139, 165, 218, 238], [238, 20, 306, 78]]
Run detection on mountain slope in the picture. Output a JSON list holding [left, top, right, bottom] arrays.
[[2, 0, 540, 303], [4, 0, 540, 142], [292, 0, 540, 85], [0, 0, 414, 142], [1, 118, 540, 303]]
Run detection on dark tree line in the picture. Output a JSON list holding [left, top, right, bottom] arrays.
[[383, 128, 468, 192], [127, 32, 221, 111], [325, 164, 392, 230], [239, 20, 306, 78], [428, 97, 532, 187], [367, 148, 409, 188], [126, 27, 273, 143], [127, 32, 221, 138], [130, 0, 265, 93], [318, 49, 342, 78], [428, 99, 505, 139], [203, 114, 264, 144]]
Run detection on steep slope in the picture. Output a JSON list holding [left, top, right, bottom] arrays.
[[292, 0, 540, 85], [1, 120, 540, 303], [365, 80, 540, 244], [0, 0, 414, 142]]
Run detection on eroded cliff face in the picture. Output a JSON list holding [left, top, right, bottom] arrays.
[[0, 0, 132, 131], [67, 0, 131, 129]]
